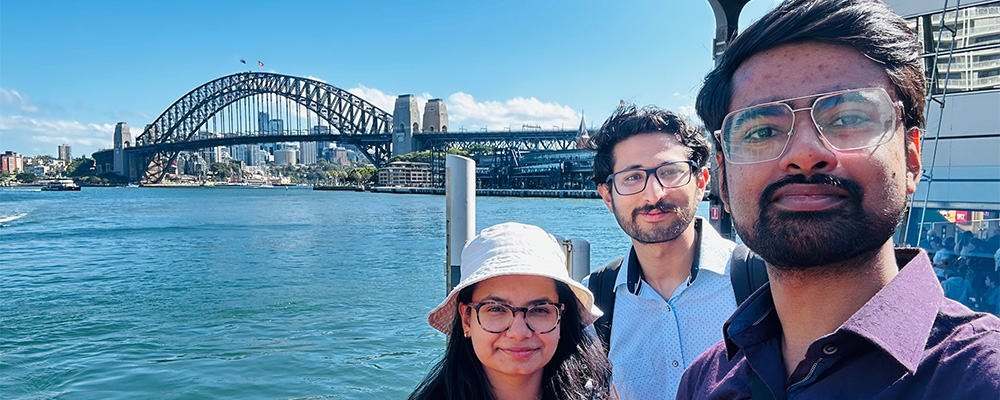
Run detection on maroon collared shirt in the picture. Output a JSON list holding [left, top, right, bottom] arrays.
[[676, 248, 1000, 400]]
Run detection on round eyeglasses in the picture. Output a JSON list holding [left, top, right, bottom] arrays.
[[605, 160, 698, 196], [714, 88, 903, 165], [468, 301, 564, 334]]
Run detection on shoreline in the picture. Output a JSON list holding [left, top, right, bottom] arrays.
[[368, 186, 600, 199]]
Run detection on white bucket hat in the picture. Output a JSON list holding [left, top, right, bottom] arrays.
[[427, 222, 603, 335]]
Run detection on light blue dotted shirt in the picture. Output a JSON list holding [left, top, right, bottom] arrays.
[[596, 218, 736, 400]]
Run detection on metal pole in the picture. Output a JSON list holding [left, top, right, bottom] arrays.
[[706, 0, 750, 241], [446, 154, 476, 291]]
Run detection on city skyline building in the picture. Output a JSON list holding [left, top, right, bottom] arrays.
[[1, 151, 24, 173], [888, 0, 1000, 243], [377, 161, 432, 187], [331, 146, 349, 165], [299, 142, 318, 165], [274, 148, 297, 166], [312, 125, 334, 165], [58, 144, 72, 162]]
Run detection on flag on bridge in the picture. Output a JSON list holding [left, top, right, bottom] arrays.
[[258, 61, 264, 67], [240, 59, 246, 64]]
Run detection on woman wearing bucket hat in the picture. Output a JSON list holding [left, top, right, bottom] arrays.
[[409, 222, 611, 400]]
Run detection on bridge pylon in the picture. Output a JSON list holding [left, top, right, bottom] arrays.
[[392, 94, 420, 156]]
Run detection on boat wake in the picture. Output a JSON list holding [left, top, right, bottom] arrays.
[[0, 213, 27, 227]]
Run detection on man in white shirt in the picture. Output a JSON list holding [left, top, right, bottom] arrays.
[[583, 103, 736, 399]]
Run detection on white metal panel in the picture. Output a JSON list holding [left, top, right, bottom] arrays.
[[924, 90, 1000, 139], [885, 0, 998, 18]]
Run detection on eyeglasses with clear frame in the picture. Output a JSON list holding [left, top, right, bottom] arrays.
[[467, 301, 564, 334], [605, 160, 698, 196], [714, 88, 904, 165]]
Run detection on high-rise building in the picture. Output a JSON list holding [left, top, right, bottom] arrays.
[[332, 146, 349, 165], [299, 142, 318, 165], [269, 119, 284, 135], [58, 144, 72, 162], [312, 125, 334, 163], [229, 145, 247, 165], [258, 112, 271, 134], [882, 0, 999, 244], [200, 146, 225, 164], [422, 99, 449, 133]]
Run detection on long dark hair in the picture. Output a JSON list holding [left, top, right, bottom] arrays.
[[408, 281, 611, 400]]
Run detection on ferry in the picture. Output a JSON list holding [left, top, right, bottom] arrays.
[[40, 179, 81, 191]]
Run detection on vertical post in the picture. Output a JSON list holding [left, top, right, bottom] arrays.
[[706, 0, 749, 240], [557, 237, 591, 282], [446, 154, 476, 291]]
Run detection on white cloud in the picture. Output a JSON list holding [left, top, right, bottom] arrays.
[[446, 92, 580, 132], [348, 84, 397, 114], [346, 86, 581, 132], [0, 88, 39, 113], [305, 76, 327, 83], [0, 115, 114, 154], [679, 104, 698, 123]]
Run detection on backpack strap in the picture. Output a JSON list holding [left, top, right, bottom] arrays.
[[729, 244, 769, 306], [587, 256, 623, 354]]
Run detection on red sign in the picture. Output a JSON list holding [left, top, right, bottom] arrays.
[[955, 211, 969, 223], [711, 207, 720, 220]]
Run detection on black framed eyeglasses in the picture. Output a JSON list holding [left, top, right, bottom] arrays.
[[714, 87, 902, 165], [468, 301, 564, 334], [605, 160, 698, 196]]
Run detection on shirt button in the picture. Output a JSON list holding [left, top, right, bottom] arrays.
[[672, 360, 680, 367], [666, 305, 671, 311], [823, 344, 838, 355]]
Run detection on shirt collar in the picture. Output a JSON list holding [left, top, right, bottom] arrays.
[[723, 248, 941, 373], [838, 248, 939, 373], [615, 218, 707, 295]]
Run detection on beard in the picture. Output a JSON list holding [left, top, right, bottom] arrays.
[[734, 173, 905, 270], [612, 197, 696, 244]]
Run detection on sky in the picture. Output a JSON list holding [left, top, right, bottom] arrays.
[[0, 0, 781, 158]]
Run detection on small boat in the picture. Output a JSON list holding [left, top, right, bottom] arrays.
[[41, 179, 81, 191]]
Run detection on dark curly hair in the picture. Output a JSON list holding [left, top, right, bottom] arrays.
[[588, 102, 711, 186]]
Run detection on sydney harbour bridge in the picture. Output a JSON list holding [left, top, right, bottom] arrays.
[[93, 72, 586, 184]]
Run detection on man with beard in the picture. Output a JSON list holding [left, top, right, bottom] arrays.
[[583, 102, 736, 399], [676, 0, 1000, 398]]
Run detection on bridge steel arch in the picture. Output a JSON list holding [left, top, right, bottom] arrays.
[[135, 72, 393, 183]]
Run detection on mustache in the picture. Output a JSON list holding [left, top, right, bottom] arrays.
[[758, 173, 864, 210], [632, 199, 681, 218]]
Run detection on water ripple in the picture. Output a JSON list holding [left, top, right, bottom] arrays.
[[0, 187, 676, 399]]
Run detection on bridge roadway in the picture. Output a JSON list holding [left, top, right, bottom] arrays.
[[97, 129, 581, 157], [119, 133, 392, 155], [93, 129, 583, 177], [414, 129, 581, 151]]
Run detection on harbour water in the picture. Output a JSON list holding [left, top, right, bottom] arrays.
[[0, 187, 712, 399]]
